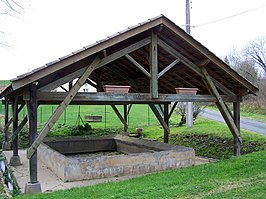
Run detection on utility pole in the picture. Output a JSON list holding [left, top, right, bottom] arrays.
[[185, 0, 193, 128], [186, 0, 191, 34]]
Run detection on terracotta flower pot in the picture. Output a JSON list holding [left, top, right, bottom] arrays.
[[103, 85, 131, 93], [175, 87, 198, 95]]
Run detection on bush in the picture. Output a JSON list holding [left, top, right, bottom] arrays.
[[168, 133, 266, 159], [48, 123, 122, 137]]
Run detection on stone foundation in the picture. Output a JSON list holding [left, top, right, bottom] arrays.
[[38, 135, 195, 182]]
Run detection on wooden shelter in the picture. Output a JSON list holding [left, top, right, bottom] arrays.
[[0, 15, 258, 193]]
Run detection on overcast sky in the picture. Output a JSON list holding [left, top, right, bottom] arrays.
[[0, 0, 266, 80]]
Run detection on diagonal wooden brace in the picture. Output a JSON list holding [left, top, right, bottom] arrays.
[[200, 66, 242, 143], [111, 105, 128, 128], [149, 103, 170, 134], [27, 56, 101, 159], [11, 116, 28, 141], [4, 103, 25, 133]]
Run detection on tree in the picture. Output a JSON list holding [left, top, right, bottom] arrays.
[[175, 102, 207, 126], [226, 48, 259, 85], [0, 0, 22, 15], [0, 0, 23, 47], [242, 36, 266, 74]]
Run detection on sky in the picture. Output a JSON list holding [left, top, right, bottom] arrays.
[[0, 0, 266, 80]]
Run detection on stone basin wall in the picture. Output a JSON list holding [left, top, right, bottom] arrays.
[[38, 135, 195, 182]]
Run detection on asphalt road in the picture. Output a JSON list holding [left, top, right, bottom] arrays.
[[200, 109, 266, 135]]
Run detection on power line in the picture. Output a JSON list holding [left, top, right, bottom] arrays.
[[186, 4, 266, 28]]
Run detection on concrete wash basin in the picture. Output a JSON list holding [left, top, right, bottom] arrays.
[[39, 135, 195, 182]]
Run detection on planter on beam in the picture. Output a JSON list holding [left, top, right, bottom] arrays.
[[175, 88, 198, 95], [103, 85, 131, 93]]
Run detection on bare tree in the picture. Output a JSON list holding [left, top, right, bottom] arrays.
[[226, 48, 259, 85], [242, 36, 266, 74], [0, 0, 23, 47], [0, 0, 23, 15], [175, 102, 207, 126]]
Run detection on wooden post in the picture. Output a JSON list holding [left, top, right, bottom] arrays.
[[233, 95, 241, 156], [10, 97, 21, 166], [25, 83, 42, 193], [150, 31, 158, 98], [163, 103, 169, 143], [4, 99, 9, 141], [2, 98, 11, 150], [28, 83, 38, 183], [123, 104, 128, 133]]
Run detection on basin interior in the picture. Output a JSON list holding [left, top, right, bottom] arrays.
[[44, 136, 158, 156]]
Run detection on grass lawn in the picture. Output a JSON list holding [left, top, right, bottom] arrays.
[[15, 150, 266, 199], [142, 118, 266, 159], [207, 106, 266, 123]]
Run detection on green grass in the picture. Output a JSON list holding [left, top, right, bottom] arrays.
[[207, 106, 266, 123], [0, 80, 10, 86], [15, 150, 266, 199], [142, 118, 266, 159]]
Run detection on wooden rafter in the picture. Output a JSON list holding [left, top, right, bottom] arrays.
[[27, 56, 101, 159], [125, 54, 151, 78], [158, 58, 180, 78], [39, 37, 151, 91], [157, 38, 235, 96]]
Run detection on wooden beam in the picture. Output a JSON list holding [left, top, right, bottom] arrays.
[[27, 56, 101, 159], [24, 92, 239, 104], [39, 37, 151, 91], [106, 65, 146, 92], [85, 79, 97, 88], [96, 37, 151, 70], [125, 54, 151, 78], [161, 18, 258, 95], [149, 103, 170, 134], [4, 103, 25, 133], [150, 31, 158, 98], [158, 58, 180, 78], [158, 38, 235, 96], [111, 105, 128, 128], [200, 66, 241, 144]]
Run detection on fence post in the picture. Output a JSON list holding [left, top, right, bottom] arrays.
[[104, 105, 107, 129], [148, 105, 150, 126]]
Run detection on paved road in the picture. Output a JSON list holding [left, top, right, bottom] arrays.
[[200, 109, 266, 135]]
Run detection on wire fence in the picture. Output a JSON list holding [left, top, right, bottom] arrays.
[[0, 104, 163, 131]]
